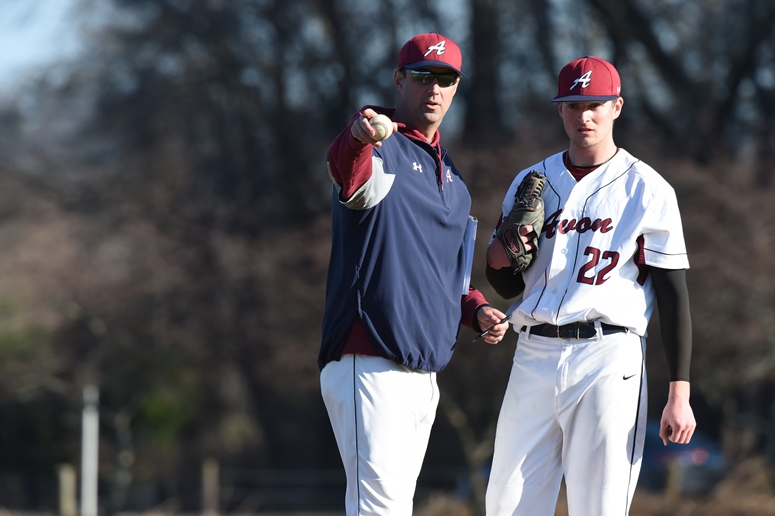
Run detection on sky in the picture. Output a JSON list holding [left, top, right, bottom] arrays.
[[0, 0, 82, 91]]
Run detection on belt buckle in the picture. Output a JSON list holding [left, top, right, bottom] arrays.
[[556, 324, 575, 339]]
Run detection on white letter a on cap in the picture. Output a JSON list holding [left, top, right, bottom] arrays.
[[570, 70, 592, 90], [425, 41, 446, 57]]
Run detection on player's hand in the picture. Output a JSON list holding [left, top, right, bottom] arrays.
[[475, 306, 509, 344], [351, 108, 397, 147], [659, 380, 696, 445], [487, 225, 537, 270]]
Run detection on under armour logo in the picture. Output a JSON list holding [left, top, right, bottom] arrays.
[[570, 70, 592, 90], [413, 162, 423, 173], [424, 41, 446, 57], [446, 168, 453, 182]]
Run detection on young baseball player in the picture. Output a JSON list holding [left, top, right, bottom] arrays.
[[484, 56, 697, 515], [319, 33, 510, 515]]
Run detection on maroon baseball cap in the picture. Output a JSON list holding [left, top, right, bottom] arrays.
[[552, 56, 621, 102], [397, 33, 464, 76]]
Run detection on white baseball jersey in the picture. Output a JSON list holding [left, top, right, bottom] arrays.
[[492, 148, 689, 336]]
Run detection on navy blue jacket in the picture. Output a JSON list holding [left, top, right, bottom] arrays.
[[319, 118, 474, 372]]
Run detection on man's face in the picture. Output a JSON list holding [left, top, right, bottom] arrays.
[[557, 98, 623, 150], [394, 67, 460, 133]]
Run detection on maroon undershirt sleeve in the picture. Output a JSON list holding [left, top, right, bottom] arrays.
[[327, 114, 374, 200], [461, 287, 490, 333]]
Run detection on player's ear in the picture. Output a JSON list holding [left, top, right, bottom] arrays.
[[612, 97, 624, 119], [394, 69, 405, 91]]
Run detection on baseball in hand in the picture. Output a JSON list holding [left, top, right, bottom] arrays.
[[369, 114, 393, 141]]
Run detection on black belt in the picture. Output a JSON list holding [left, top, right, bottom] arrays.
[[522, 322, 628, 339]]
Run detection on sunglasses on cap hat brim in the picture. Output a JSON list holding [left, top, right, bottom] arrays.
[[407, 69, 460, 88]]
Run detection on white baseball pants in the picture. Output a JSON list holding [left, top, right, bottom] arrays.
[[486, 328, 648, 516], [320, 355, 440, 515]]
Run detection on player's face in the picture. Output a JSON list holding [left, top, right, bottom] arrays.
[[394, 66, 460, 140], [558, 99, 623, 151]]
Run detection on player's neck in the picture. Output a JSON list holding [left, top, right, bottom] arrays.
[[564, 147, 620, 182], [392, 107, 439, 143], [567, 143, 618, 168]]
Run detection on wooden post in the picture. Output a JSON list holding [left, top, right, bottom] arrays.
[[202, 457, 219, 516], [81, 384, 99, 516], [664, 457, 683, 502], [57, 463, 77, 516]]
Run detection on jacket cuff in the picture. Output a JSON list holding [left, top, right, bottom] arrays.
[[461, 287, 489, 332]]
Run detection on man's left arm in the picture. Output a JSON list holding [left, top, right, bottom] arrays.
[[461, 288, 508, 344], [651, 267, 697, 445]]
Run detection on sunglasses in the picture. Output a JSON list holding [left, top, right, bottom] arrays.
[[408, 69, 460, 88]]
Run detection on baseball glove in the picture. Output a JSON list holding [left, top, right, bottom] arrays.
[[495, 170, 546, 272]]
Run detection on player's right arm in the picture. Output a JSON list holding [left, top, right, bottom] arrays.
[[485, 225, 536, 299], [328, 107, 399, 208], [328, 110, 376, 201], [486, 263, 526, 299]]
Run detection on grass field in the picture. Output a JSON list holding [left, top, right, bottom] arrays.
[[411, 489, 775, 516], [413, 456, 775, 516]]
